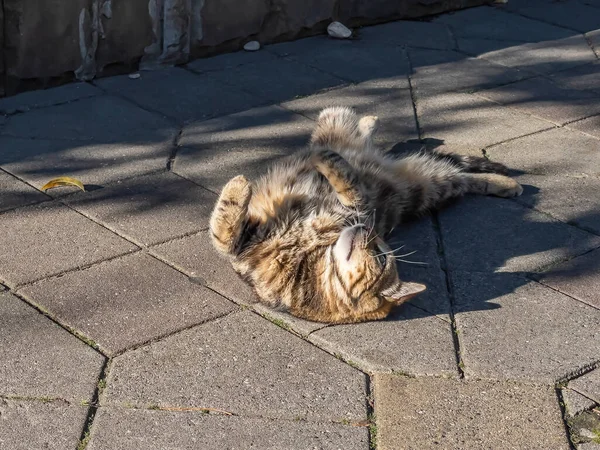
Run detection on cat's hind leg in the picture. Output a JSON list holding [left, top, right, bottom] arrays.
[[463, 172, 523, 198]]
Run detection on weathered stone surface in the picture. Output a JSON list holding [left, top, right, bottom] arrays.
[[19, 252, 237, 356], [104, 311, 367, 421], [506, 0, 600, 33], [487, 127, 600, 234], [215, 56, 346, 104], [569, 114, 600, 139], [0, 82, 101, 115], [571, 369, 600, 405], [65, 172, 216, 246], [537, 248, 600, 310], [434, 5, 573, 42], [416, 91, 552, 148], [374, 375, 570, 450], [563, 388, 597, 417], [0, 202, 136, 288], [0, 291, 103, 401], [409, 48, 529, 95], [268, 36, 409, 84], [283, 78, 417, 150], [259, 0, 337, 41], [0, 399, 88, 450], [310, 303, 458, 375], [439, 196, 600, 273], [0, 170, 48, 212], [479, 77, 600, 125], [359, 20, 454, 50], [95, 67, 265, 124], [88, 408, 369, 450], [461, 35, 597, 76], [452, 271, 600, 383], [549, 62, 600, 95], [174, 105, 314, 191]]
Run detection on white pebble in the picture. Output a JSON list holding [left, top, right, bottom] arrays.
[[128, 73, 141, 79], [244, 41, 260, 51], [327, 21, 352, 39]]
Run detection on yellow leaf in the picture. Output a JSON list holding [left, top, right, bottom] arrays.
[[41, 176, 85, 192]]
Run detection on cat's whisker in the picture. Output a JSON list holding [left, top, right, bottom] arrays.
[[395, 258, 428, 265], [394, 250, 417, 258]]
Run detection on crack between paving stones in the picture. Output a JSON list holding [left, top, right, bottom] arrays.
[[166, 127, 184, 171], [405, 51, 423, 140], [531, 277, 600, 313], [0, 394, 72, 404], [0, 88, 102, 118], [0, 166, 54, 212], [483, 126, 559, 150], [556, 387, 579, 450], [76, 358, 111, 450], [557, 361, 600, 387], [170, 170, 219, 195], [497, 5, 594, 36]]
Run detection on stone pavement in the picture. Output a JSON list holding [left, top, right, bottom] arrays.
[[1, 1, 600, 449]]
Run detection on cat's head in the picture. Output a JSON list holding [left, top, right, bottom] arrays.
[[209, 175, 426, 323]]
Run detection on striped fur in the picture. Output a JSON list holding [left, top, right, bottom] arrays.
[[210, 107, 522, 323]]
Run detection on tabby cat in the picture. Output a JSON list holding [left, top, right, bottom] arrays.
[[210, 106, 522, 324]]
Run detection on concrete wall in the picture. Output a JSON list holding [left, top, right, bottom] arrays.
[[0, 0, 489, 96]]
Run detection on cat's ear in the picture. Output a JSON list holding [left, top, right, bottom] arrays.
[[210, 175, 252, 255], [381, 281, 426, 304]]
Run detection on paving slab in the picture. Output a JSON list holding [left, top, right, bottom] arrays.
[[409, 48, 529, 95], [537, 248, 600, 310], [267, 36, 410, 84], [95, 67, 265, 124], [186, 48, 279, 73], [460, 35, 597, 76], [151, 230, 326, 337], [549, 62, 600, 95], [374, 375, 570, 450], [358, 20, 454, 50], [439, 196, 600, 273], [0, 399, 88, 450], [434, 6, 574, 42], [283, 78, 417, 150], [416, 91, 552, 148], [588, 29, 600, 57], [174, 105, 314, 191], [104, 311, 367, 422], [0, 170, 48, 212], [65, 172, 216, 246], [0, 202, 137, 288], [569, 114, 600, 139], [564, 388, 598, 417], [571, 369, 600, 404], [0, 82, 101, 115], [87, 408, 369, 450], [505, 0, 600, 33], [486, 127, 600, 234], [479, 76, 600, 125], [0, 291, 103, 401], [452, 271, 600, 383], [309, 303, 458, 376], [18, 252, 237, 356]]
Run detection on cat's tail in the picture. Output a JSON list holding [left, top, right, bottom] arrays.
[[310, 106, 379, 152], [430, 150, 509, 175]]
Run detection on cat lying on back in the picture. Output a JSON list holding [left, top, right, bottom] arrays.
[[210, 106, 522, 324]]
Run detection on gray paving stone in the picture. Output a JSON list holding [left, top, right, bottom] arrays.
[[564, 388, 597, 417], [95, 67, 264, 124], [309, 303, 458, 376], [434, 6, 574, 42], [88, 408, 369, 450], [409, 48, 530, 95], [268, 35, 410, 84], [506, 0, 600, 33], [588, 29, 600, 57], [439, 196, 600, 273], [0, 202, 137, 288], [487, 127, 600, 234], [0, 291, 103, 401], [0, 399, 88, 450], [1, 95, 176, 142], [550, 62, 600, 94], [571, 369, 600, 404], [215, 55, 347, 103], [151, 230, 326, 337], [19, 252, 237, 356], [186, 49, 278, 73], [537, 248, 600, 310], [0, 82, 101, 115], [569, 114, 600, 139], [0, 170, 48, 212], [457, 36, 535, 56], [479, 77, 600, 125], [463, 35, 597, 76], [416, 91, 552, 148], [283, 78, 417, 150], [65, 172, 216, 246], [359, 20, 454, 50], [175, 105, 314, 191], [104, 311, 367, 421], [374, 375, 570, 450], [452, 271, 600, 383]]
